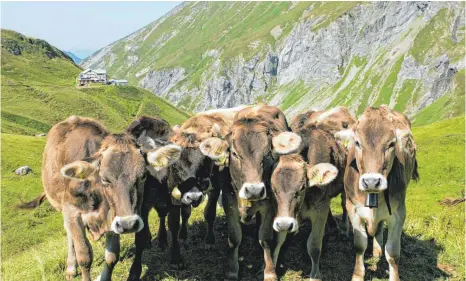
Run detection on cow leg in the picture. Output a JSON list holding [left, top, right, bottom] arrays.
[[64, 215, 77, 280], [223, 191, 242, 281], [157, 211, 168, 249], [204, 186, 220, 248], [307, 204, 328, 281], [273, 231, 287, 266], [385, 208, 406, 281], [258, 204, 278, 281], [347, 201, 367, 281], [179, 204, 191, 242], [373, 222, 384, 258], [339, 191, 349, 238], [98, 232, 120, 281], [127, 202, 153, 281], [367, 221, 384, 272], [65, 209, 93, 281], [168, 205, 183, 268]]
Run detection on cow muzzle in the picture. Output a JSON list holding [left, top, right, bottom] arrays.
[[181, 187, 204, 207], [273, 217, 298, 233], [111, 215, 144, 234], [359, 173, 387, 192], [239, 182, 266, 201]]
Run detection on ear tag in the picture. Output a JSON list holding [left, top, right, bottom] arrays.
[[78, 171, 86, 179], [238, 198, 252, 208], [343, 140, 350, 149], [153, 158, 168, 168], [171, 186, 182, 200]]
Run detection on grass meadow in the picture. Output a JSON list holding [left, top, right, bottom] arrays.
[[1, 116, 464, 281]]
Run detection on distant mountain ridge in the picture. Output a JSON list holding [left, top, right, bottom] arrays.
[[81, 2, 465, 126], [64, 51, 82, 64]]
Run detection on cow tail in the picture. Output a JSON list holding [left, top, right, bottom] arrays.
[[17, 192, 47, 209], [412, 159, 420, 182]]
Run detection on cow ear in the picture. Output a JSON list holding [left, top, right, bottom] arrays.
[[306, 163, 339, 187], [272, 132, 302, 155], [211, 123, 222, 137], [395, 129, 416, 166], [200, 137, 229, 166], [61, 158, 100, 181], [146, 144, 182, 171], [334, 129, 355, 150]]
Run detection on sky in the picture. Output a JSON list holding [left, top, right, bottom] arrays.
[[1, 1, 181, 59]]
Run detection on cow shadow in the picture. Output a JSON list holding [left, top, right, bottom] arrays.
[[134, 213, 450, 281]]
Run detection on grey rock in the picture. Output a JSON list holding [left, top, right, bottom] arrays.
[[15, 166, 31, 176]]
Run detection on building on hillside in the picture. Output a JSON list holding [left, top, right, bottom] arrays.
[[77, 68, 107, 85], [108, 79, 128, 86]]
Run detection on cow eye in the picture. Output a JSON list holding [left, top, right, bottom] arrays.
[[342, 122, 348, 129], [387, 141, 396, 150], [355, 140, 361, 148], [101, 177, 111, 186], [232, 151, 239, 160]]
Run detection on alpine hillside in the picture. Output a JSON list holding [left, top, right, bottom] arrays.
[[81, 2, 465, 125], [1, 29, 189, 135]]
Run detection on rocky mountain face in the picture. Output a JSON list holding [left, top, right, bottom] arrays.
[[81, 2, 465, 124]]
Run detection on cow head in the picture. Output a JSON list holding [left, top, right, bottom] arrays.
[[335, 107, 416, 196], [271, 154, 338, 233], [61, 133, 181, 234], [161, 117, 228, 207], [200, 116, 302, 201]]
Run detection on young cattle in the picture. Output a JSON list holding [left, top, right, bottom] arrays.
[[140, 106, 247, 271], [335, 106, 419, 281], [200, 105, 302, 281], [270, 124, 346, 281], [19, 116, 180, 281], [290, 106, 356, 235]]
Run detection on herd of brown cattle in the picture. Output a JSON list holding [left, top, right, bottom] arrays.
[[21, 104, 418, 281]]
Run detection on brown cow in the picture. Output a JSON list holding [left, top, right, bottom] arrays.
[[147, 106, 248, 269], [290, 106, 356, 235], [334, 106, 418, 281], [200, 105, 302, 281], [19, 116, 181, 281], [270, 123, 347, 281]]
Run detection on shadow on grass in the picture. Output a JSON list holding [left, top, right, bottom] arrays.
[[130, 214, 449, 281]]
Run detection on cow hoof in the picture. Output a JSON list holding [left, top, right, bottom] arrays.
[[126, 274, 140, 281], [65, 268, 77, 280], [351, 275, 364, 281], [169, 262, 184, 270], [264, 272, 278, 281], [224, 272, 239, 280]]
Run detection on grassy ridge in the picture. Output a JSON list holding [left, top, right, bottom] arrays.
[[2, 117, 464, 281], [1, 29, 189, 135]]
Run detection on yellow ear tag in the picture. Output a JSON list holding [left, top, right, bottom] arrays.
[[215, 156, 226, 166], [171, 186, 182, 200], [343, 140, 350, 149], [78, 171, 86, 179], [238, 198, 252, 208]]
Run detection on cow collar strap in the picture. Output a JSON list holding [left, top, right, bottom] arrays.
[[384, 188, 392, 216]]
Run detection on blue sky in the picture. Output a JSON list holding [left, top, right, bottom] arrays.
[[1, 1, 181, 59]]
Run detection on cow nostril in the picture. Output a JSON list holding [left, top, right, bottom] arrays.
[[133, 220, 139, 230], [259, 188, 265, 197], [375, 178, 381, 187], [362, 179, 369, 189], [288, 222, 294, 232]]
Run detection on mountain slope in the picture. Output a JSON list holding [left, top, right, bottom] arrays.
[[82, 2, 465, 124], [64, 51, 82, 64], [1, 29, 189, 135]]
